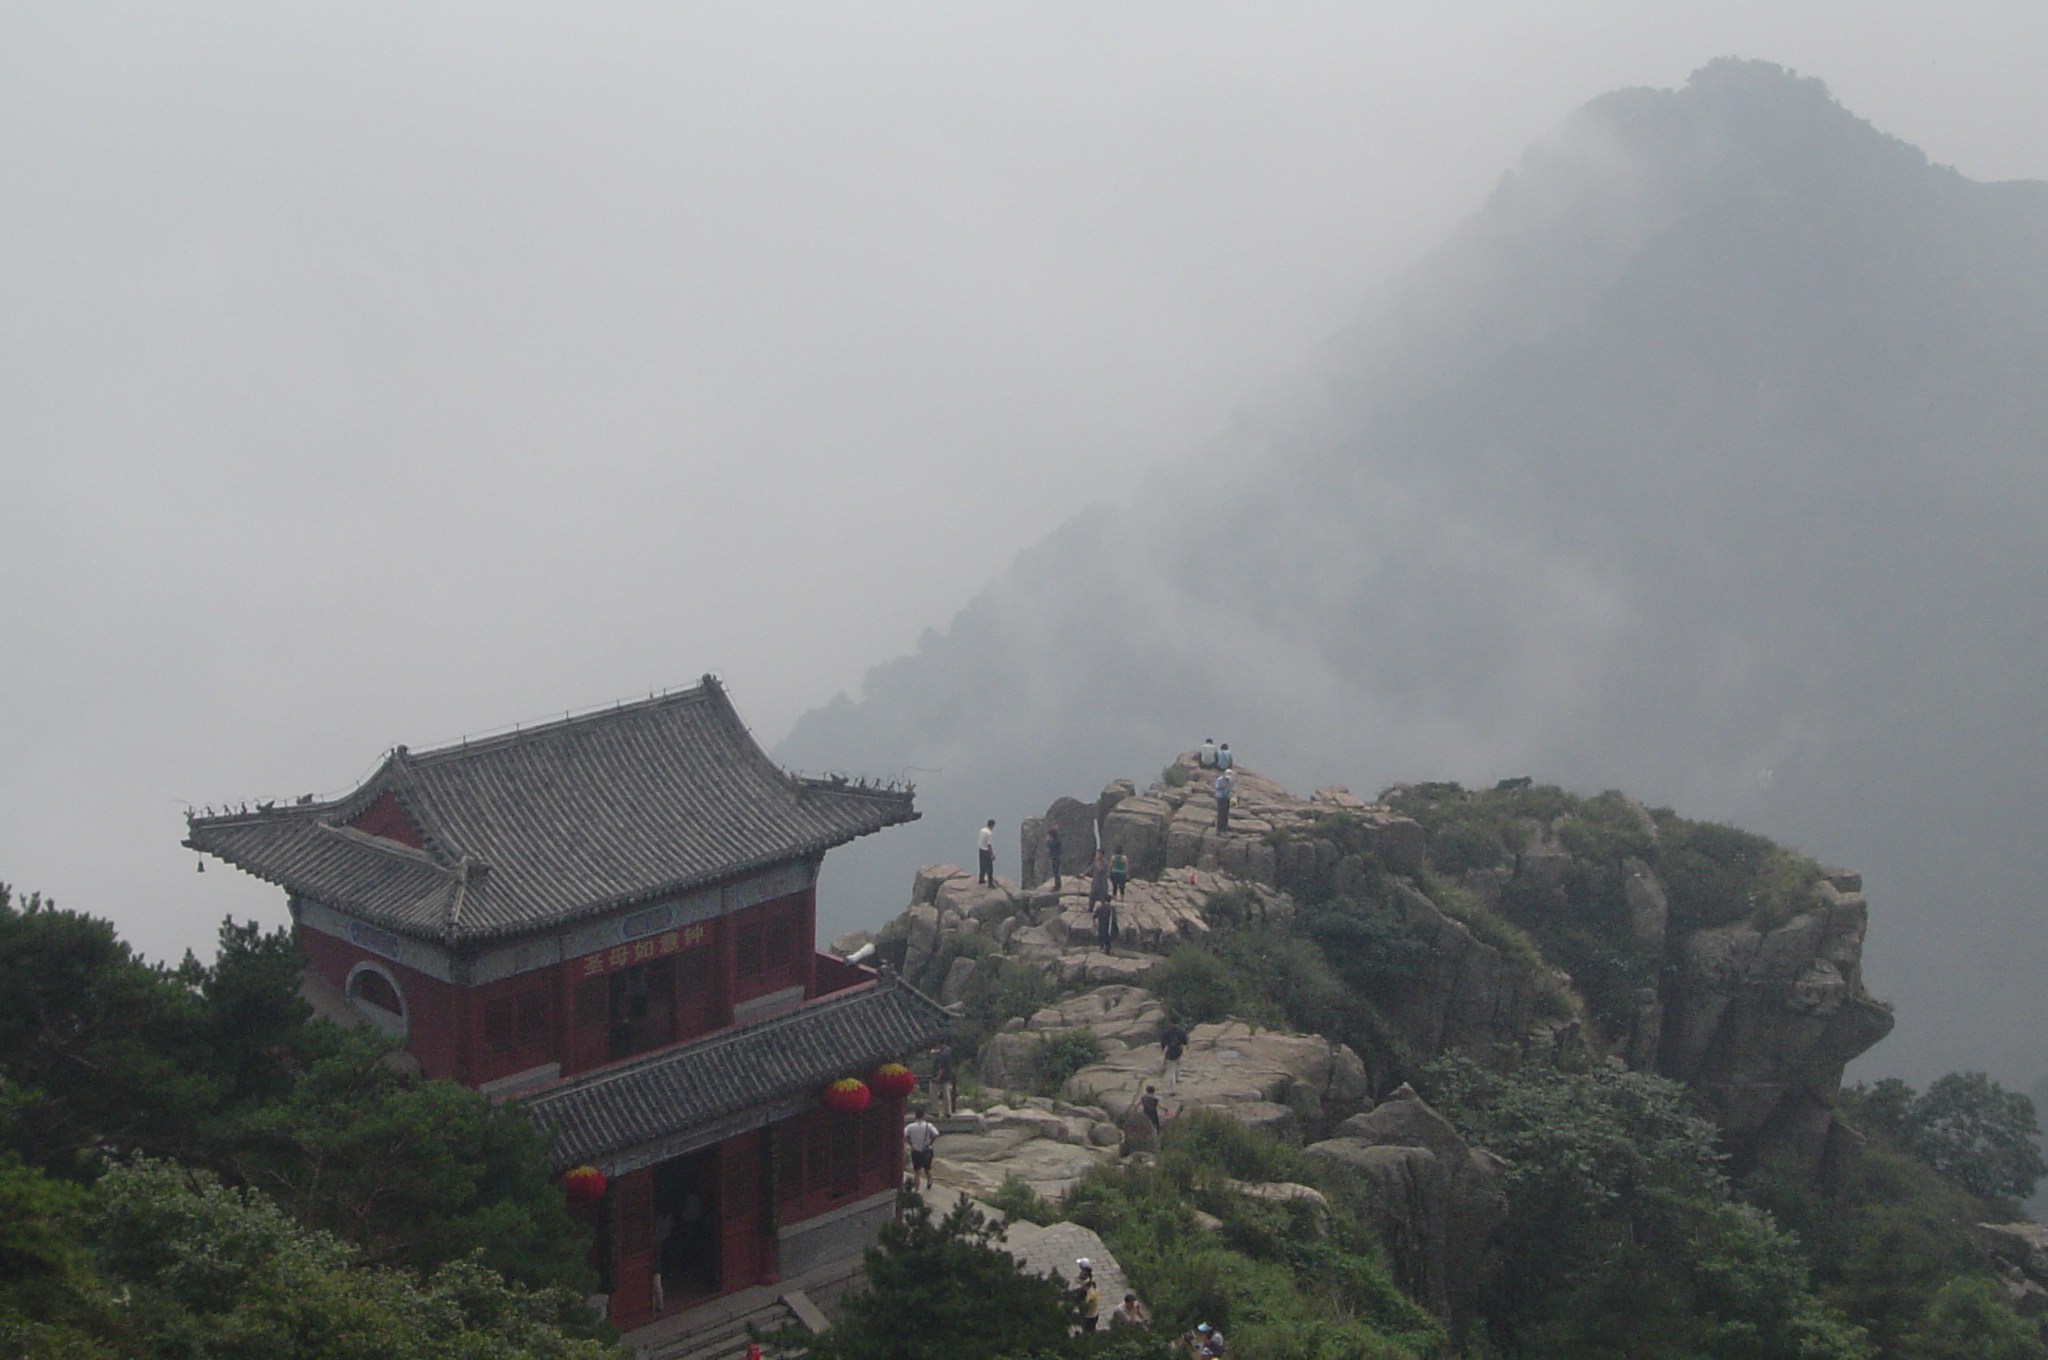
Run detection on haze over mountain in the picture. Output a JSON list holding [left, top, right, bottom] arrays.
[[779, 59, 2048, 1089]]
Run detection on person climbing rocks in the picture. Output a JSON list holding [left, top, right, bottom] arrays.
[[1109, 847, 1129, 899], [1045, 825, 1064, 890], [978, 818, 996, 886], [904, 1106, 941, 1191], [1159, 1017, 1188, 1093], [1213, 767, 1235, 832], [1089, 850, 1116, 951]]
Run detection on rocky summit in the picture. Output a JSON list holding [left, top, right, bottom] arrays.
[[845, 753, 1896, 1323]]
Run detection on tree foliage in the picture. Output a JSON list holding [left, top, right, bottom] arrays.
[[780, 1191, 1090, 1360], [1418, 1055, 1870, 1360], [1845, 1073, 2045, 1205]]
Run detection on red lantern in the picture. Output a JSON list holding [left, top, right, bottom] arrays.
[[563, 1165, 607, 1203], [823, 1077, 871, 1114], [871, 1062, 916, 1098]]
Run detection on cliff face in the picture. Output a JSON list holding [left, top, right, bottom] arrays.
[[869, 755, 1892, 1179]]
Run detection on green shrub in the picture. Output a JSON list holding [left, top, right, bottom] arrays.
[[1201, 886, 1263, 928], [1657, 817, 1822, 931], [1162, 764, 1190, 788], [1146, 947, 1238, 1027], [1032, 1029, 1105, 1093]]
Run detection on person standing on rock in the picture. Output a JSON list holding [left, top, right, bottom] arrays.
[[1197, 737, 1217, 768], [1140, 1084, 1162, 1131], [1088, 851, 1116, 951], [1159, 1018, 1188, 1093], [978, 819, 996, 886], [1213, 768, 1235, 833], [1046, 825, 1064, 890], [904, 1107, 941, 1191], [1076, 1260, 1100, 1331], [931, 1043, 957, 1116], [1109, 847, 1129, 899]]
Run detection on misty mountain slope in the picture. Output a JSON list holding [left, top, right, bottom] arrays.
[[779, 59, 2048, 1084]]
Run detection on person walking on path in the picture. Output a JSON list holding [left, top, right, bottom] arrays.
[[1109, 848, 1129, 899], [1045, 826, 1064, 890], [904, 1107, 941, 1191], [1076, 1260, 1100, 1332], [978, 819, 997, 886], [1139, 1084, 1163, 1131], [1215, 742, 1233, 770], [1197, 737, 1217, 768], [1159, 1018, 1188, 1093], [1213, 768, 1235, 833]]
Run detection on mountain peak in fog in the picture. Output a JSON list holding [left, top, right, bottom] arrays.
[[780, 59, 2048, 1087]]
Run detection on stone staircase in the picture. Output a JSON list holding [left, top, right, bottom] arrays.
[[628, 1258, 864, 1360]]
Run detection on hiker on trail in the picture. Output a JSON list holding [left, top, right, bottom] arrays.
[[1197, 737, 1217, 768], [904, 1107, 941, 1191], [978, 819, 997, 886], [1140, 1084, 1163, 1130], [1213, 768, 1235, 833], [1216, 742, 1233, 770], [1159, 1018, 1188, 1093], [1077, 1260, 1100, 1332], [1109, 847, 1129, 899], [1046, 826, 1064, 890], [1113, 1294, 1151, 1329]]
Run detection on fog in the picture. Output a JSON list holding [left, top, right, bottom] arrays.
[[4, 7, 2046, 1084]]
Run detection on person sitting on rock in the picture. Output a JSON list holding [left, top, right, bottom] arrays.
[[1112, 1293, 1151, 1328], [1197, 737, 1217, 768], [1216, 742, 1233, 770], [1109, 847, 1129, 899]]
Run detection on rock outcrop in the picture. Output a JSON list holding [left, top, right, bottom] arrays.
[[868, 755, 1892, 1193], [1306, 1084, 1505, 1328]]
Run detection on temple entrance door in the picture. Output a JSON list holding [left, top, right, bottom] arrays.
[[608, 958, 675, 1061], [653, 1148, 720, 1306]]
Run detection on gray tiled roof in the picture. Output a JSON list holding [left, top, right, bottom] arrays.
[[521, 977, 951, 1170], [184, 678, 916, 944]]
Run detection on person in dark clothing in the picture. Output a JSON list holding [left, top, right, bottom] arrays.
[[978, 818, 996, 886], [1140, 1084, 1162, 1130], [1213, 769, 1234, 833], [1045, 826, 1064, 889], [1088, 849, 1116, 949], [1109, 848, 1129, 898], [1093, 897, 1118, 953], [931, 1044, 957, 1115], [1159, 1018, 1188, 1093]]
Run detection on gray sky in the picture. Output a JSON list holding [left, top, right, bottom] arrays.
[[4, 3, 2046, 967]]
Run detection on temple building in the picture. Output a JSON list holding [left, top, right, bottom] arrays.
[[185, 676, 947, 1331]]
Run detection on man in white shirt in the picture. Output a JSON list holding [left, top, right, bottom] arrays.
[[904, 1107, 942, 1190], [977, 819, 996, 886]]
